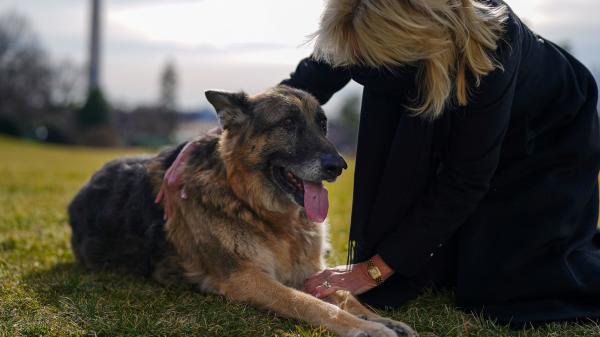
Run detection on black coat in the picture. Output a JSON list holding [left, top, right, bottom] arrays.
[[281, 1, 600, 325]]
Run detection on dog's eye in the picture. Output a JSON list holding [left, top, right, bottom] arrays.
[[282, 118, 296, 131]]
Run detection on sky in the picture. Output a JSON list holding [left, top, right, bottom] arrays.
[[1, 0, 599, 112]]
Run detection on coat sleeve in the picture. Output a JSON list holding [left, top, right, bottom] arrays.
[[280, 56, 352, 105], [377, 24, 523, 276]]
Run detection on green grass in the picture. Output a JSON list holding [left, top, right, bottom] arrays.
[[1, 135, 599, 337]]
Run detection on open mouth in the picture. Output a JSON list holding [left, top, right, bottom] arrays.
[[273, 167, 305, 206], [272, 166, 329, 223]]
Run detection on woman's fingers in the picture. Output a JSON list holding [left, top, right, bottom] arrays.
[[304, 269, 336, 292], [312, 283, 342, 299], [317, 269, 335, 279], [303, 276, 324, 293], [309, 265, 378, 297], [329, 273, 347, 284], [303, 270, 351, 295], [304, 271, 324, 285]]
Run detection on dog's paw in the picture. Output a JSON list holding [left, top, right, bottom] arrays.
[[363, 318, 419, 337], [343, 322, 398, 337]]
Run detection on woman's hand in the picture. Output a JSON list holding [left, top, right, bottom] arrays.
[[154, 141, 195, 220], [303, 263, 375, 298], [303, 255, 394, 298]]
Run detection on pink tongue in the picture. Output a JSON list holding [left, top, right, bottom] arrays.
[[303, 181, 328, 223]]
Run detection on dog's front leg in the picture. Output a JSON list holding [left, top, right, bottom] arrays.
[[218, 268, 399, 337], [326, 291, 418, 337]]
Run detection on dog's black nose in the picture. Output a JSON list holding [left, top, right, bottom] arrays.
[[321, 154, 348, 178]]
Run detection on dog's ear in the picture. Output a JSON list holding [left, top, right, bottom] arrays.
[[205, 90, 251, 130]]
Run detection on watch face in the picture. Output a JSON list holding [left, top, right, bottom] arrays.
[[368, 266, 382, 279]]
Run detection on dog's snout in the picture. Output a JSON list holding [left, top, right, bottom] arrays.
[[321, 154, 347, 178]]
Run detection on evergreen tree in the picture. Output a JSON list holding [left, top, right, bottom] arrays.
[[77, 88, 110, 127], [160, 61, 177, 112]]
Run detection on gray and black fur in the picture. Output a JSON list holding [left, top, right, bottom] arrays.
[[68, 142, 187, 276]]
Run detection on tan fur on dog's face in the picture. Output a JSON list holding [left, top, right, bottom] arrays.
[[206, 85, 346, 217]]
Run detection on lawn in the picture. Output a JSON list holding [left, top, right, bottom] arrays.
[[0, 135, 598, 337]]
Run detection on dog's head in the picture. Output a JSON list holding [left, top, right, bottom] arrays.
[[206, 85, 347, 223]]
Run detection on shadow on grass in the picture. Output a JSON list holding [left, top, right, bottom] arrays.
[[21, 262, 317, 336], [17, 263, 600, 337]]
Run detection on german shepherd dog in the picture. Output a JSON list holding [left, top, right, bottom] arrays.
[[68, 85, 417, 337]]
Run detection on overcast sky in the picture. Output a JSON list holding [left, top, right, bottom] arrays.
[[1, 0, 599, 112]]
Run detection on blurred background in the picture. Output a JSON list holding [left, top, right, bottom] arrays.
[[0, 0, 599, 151]]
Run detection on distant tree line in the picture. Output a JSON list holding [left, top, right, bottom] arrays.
[[0, 12, 84, 142], [0, 11, 378, 151], [0, 11, 179, 147]]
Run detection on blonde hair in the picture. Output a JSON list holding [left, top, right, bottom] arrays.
[[312, 0, 508, 119]]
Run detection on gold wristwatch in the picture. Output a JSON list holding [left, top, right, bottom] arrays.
[[366, 259, 383, 285]]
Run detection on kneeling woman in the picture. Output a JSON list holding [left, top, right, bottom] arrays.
[[162, 0, 600, 325]]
